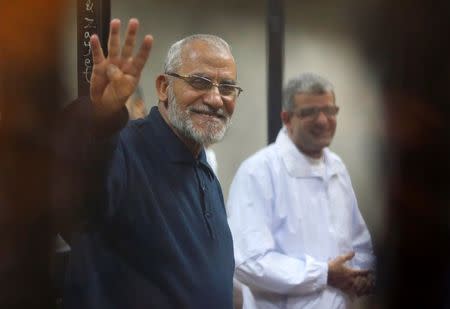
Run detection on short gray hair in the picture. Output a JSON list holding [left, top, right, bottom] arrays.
[[282, 72, 335, 112], [163, 34, 232, 73]]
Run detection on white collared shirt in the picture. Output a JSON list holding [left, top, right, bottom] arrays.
[[227, 128, 374, 309], [205, 147, 218, 176]]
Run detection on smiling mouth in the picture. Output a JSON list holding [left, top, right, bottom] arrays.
[[191, 109, 226, 121], [311, 130, 332, 138]]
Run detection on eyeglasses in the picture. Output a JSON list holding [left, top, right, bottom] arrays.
[[293, 105, 339, 119], [166, 72, 243, 99]]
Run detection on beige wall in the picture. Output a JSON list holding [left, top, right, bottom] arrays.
[[62, 0, 384, 245]]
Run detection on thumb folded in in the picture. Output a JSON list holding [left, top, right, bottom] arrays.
[[341, 251, 355, 262]]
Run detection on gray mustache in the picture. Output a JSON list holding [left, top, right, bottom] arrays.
[[189, 106, 228, 118]]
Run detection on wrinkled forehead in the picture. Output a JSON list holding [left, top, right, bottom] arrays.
[[180, 40, 236, 76]]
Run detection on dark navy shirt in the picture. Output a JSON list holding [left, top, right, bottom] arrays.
[[63, 107, 235, 309]]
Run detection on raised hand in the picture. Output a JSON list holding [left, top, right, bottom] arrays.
[[89, 18, 153, 125], [327, 252, 372, 297]]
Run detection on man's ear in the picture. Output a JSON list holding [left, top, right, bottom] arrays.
[[156, 74, 169, 103], [280, 110, 291, 126]]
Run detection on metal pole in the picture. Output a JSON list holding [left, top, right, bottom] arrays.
[[266, 0, 284, 144], [77, 0, 111, 98]]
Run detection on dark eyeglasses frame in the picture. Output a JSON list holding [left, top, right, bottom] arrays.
[[166, 72, 243, 98], [293, 105, 340, 119]]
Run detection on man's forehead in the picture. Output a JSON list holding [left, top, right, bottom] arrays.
[[179, 41, 236, 77], [183, 38, 229, 52], [181, 40, 233, 61], [294, 92, 335, 105]]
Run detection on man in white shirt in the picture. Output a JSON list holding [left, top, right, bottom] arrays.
[[227, 73, 375, 309]]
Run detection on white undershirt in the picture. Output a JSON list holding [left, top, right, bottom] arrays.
[[306, 154, 326, 177]]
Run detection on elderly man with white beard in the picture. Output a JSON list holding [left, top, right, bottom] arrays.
[[61, 19, 242, 309]]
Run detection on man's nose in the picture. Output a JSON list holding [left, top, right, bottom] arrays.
[[315, 110, 329, 124], [203, 85, 224, 108]]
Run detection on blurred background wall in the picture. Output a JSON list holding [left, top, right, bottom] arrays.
[[61, 0, 383, 254]]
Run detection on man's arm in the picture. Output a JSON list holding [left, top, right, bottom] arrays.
[[235, 241, 371, 297], [349, 203, 376, 297], [54, 18, 152, 233], [345, 170, 376, 296], [235, 251, 329, 295], [351, 200, 376, 270]]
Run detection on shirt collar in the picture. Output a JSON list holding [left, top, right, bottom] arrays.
[[275, 127, 341, 178]]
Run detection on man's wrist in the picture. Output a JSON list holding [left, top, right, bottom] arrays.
[[91, 104, 129, 139]]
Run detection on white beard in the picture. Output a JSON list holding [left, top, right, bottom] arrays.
[[166, 87, 231, 145]]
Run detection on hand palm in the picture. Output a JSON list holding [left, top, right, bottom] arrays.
[[91, 56, 137, 108], [89, 19, 152, 119]]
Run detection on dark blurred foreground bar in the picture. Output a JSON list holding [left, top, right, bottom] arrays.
[[0, 1, 67, 307], [356, 1, 450, 308]]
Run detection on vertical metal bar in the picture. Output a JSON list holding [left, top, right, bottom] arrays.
[[77, 0, 111, 98], [266, 0, 284, 144]]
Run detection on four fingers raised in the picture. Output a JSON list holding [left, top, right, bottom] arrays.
[[89, 18, 152, 108], [99, 18, 152, 76]]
